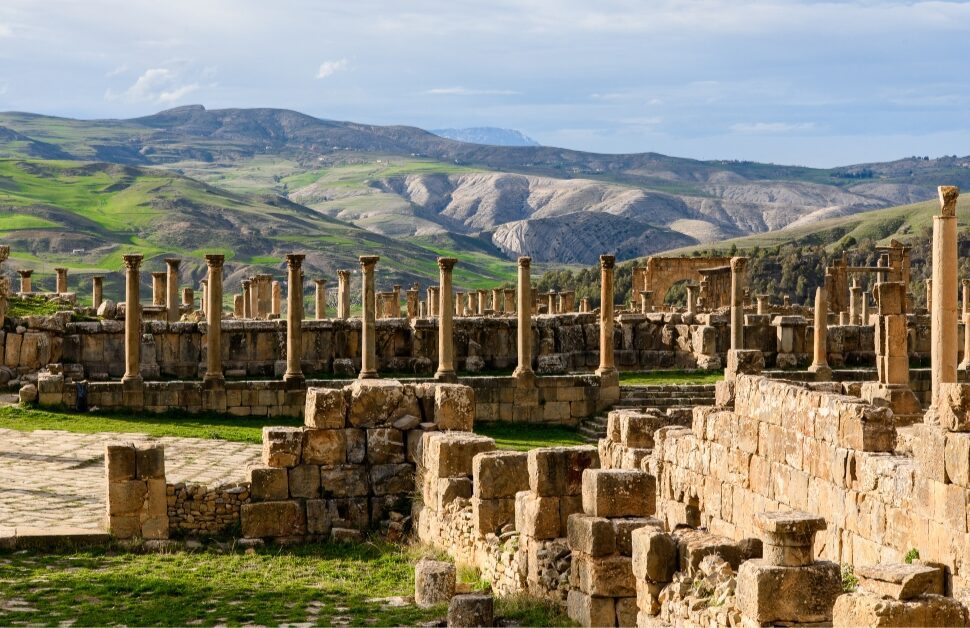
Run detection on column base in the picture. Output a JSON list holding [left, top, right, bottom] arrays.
[[283, 373, 305, 387], [121, 374, 143, 385], [594, 366, 617, 378], [358, 369, 379, 380], [203, 373, 225, 385], [807, 363, 833, 381], [434, 370, 457, 382], [512, 367, 535, 384]]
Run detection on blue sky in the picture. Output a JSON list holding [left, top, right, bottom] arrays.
[[0, 0, 968, 167]]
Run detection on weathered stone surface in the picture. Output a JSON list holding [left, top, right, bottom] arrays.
[[319, 465, 369, 497], [470, 496, 515, 536], [105, 445, 136, 481], [415, 557, 456, 608], [937, 383, 970, 432], [241, 501, 307, 538], [306, 498, 331, 536], [423, 432, 495, 478], [472, 450, 528, 499], [581, 469, 655, 518], [367, 428, 406, 464], [615, 596, 638, 628], [856, 563, 945, 600], [632, 526, 678, 583], [304, 387, 348, 429], [249, 466, 289, 501], [326, 497, 369, 530], [571, 553, 635, 597], [302, 429, 346, 466], [675, 529, 744, 574], [447, 593, 493, 628], [736, 559, 841, 625], [567, 589, 615, 628], [288, 464, 320, 499], [612, 517, 658, 556], [261, 426, 303, 468], [369, 463, 413, 495], [433, 383, 475, 431], [567, 514, 616, 557], [833, 592, 968, 627], [135, 446, 165, 479], [107, 480, 147, 516], [527, 445, 600, 497], [348, 379, 406, 427], [515, 490, 561, 539], [754, 510, 825, 567], [428, 477, 473, 511]]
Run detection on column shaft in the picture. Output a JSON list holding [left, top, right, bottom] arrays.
[[435, 258, 457, 380], [285, 255, 305, 383], [596, 255, 616, 375], [204, 255, 224, 382], [513, 257, 534, 378], [932, 186, 959, 405], [359, 257, 379, 378], [122, 255, 143, 383]]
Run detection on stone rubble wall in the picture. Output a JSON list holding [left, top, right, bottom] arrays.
[[167, 481, 249, 536]]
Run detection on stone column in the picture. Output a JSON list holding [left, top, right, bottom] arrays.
[[54, 267, 68, 293], [200, 279, 208, 315], [122, 254, 143, 384], [513, 257, 534, 379], [17, 269, 31, 293], [849, 280, 861, 325], [730, 257, 747, 351], [808, 286, 831, 380], [931, 186, 959, 409], [151, 272, 166, 306], [473, 289, 484, 315], [359, 256, 379, 379], [314, 279, 326, 320], [407, 286, 420, 319], [92, 276, 104, 309], [271, 281, 281, 317], [182, 287, 193, 308], [546, 292, 557, 315], [257, 275, 272, 317], [164, 258, 180, 323], [492, 288, 503, 314], [435, 258, 458, 381], [504, 289, 515, 314], [284, 254, 305, 384], [241, 280, 252, 318], [337, 270, 351, 319], [426, 287, 439, 318], [755, 294, 767, 315], [419, 301, 427, 318], [454, 291, 464, 316], [392, 285, 401, 318], [204, 255, 224, 383], [580, 297, 589, 313], [596, 255, 617, 376], [247, 276, 258, 317], [861, 294, 870, 326]]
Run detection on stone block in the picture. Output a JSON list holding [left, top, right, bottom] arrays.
[[471, 497, 515, 536], [423, 432, 495, 478], [302, 429, 346, 466], [754, 510, 825, 567], [675, 528, 744, 574], [135, 446, 165, 479], [369, 463, 414, 495], [832, 592, 968, 627], [304, 387, 348, 428], [566, 589, 615, 628], [937, 383, 970, 432], [427, 477, 473, 511], [632, 527, 678, 583], [567, 514, 616, 557], [347, 379, 408, 427], [288, 464, 320, 499], [571, 552, 636, 597], [736, 559, 841, 625], [527, 445, 599, 496], [241, 501, 307, 538], [613, 517, 659, 556], [415, 557, 456, 608], [914, 424, 949, 482], [105, 445, 136, 481], [433, 383, 475, 430], [320, 465, 369, 497], [581, 469, 655, 518], [326, 497, 369, 530], [367, 428, 406, 464], [306, 499, 332, 536], [249, 466, 289, 501], [472, 450, 528, 499], [261, 426, 303, 468], [448, 593, 493, 628], [107, 480, 147, 516], [515, 491, 561, 539], [615, 597, 638, 628], [345, 428, 366, 464], [856, 563, 945, 600]]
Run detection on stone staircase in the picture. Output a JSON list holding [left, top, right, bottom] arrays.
[[577, 383, 718, 442]]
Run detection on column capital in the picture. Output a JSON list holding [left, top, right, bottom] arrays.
[[599, 255, 616, 269], [122, 254, 143, 270], [337, 269, 352, 280], [92, 275, 104, 281], [939, 185, 960, 217], [730, 256, 748, 273], [314, 278, 327, 286], [359, 255, 380, 269], [164, 258, 181, 269], [437, 257, 458, 271], [17, 269, 31, 277], [151, 271, 166, 279], [204, 254, 225, 268], [241, 279, 251, 288], [517, 256, 531, 268], [285, 253, 306, 268]]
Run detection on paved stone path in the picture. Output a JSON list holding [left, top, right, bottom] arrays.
[[0, 428, 260, 531]]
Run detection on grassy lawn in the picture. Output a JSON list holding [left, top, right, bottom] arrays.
[[0, 541, 570, 626], [475, 421, 586, 451], [619, 370, 723, 385], [0, 406, 300, 443]]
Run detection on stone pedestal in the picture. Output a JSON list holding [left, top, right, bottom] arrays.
[[772, 315, 807, 369], [92, 276, 104, 310], [359, 256, 379, 379], [54, 267, 68, 294]]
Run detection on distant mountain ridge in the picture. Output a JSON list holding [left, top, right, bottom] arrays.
[[431, 127, 540, 147]]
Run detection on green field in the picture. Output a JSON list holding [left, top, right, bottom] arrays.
[[619, 370, 723, 385]]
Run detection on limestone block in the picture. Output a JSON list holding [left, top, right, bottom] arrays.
[[471, 497, 515, 536], [567, 514, 616, 557], [567, 589, 615, 628], [571, 552, 635, 597], [946, 433, 970, 488], [249, 466, 288, 502], [345, 428, 366, 464], [515, 491, 561, 539], [754, 510, 825, 567], [423, 432, 495, 478], [726, 349, 764, 377], [914, 424, 949, 482], [306, 499, 332, 536], [288, 464, 320, 499], [938, 383, 970, 432], [832, 593, 968, 627], [838, 403, 895, 452], [108, 514, 141, 539], [581, 469, 655, 518], [261, 426, 303, 468], [302, 429, 346, 466], [18, 383, 37, 404], [135, 446, 165, 480], [472, 450, 528, 499], [736, 559, 841, 625], [675, 528, 744, 574], [304, 387, 348, 428], [105, 444, 137, 481], [427, 477, 473, 511], [367, 428, 406, 464], [632, 527, 678, 583], [433, 383, 475, 430], [613, 517, 659, 556], [415, 557, 456, 608], [369, 463, 414, 495], [447, 593, 493, 628], [326, 497, 369, 530], [107, 480, 147, 516], [319, 465, 369, 497], [537, 353, 568, 374], [240, 501, 307, 538], [615, 597, 638, 628], [347, 379, 406, 427], [527, 445, 600, 497], [856, 563, 945, 600]]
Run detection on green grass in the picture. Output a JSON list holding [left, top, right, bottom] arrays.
[[0, 542, 571, 626], [619, 370, 723, 385], [0, 406, 301, 443], [6, 294, 71, 317], [475, 421, 586, 451]]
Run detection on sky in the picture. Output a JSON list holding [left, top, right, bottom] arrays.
[[0, 0, 968, 167]]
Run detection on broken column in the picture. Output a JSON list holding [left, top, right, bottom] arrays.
[[204, 254, 224, 383], [241, 280, 253, 318], [562, 290, 576, 314], [492, 287, 503, 314], [435, 258, 457, 381], [807, 286, 832, 380], [407, 285, 419, 319], [122, 254, 143, 384], [833, 563, 959, 626], [428, 286, 440, 318], [92, 276, 103, 309], [359, 256, 379, 379], [54, 267, 68, 293], [256, 274, 272, 318], [200, 279, 208, 315], [454, 291, 464, 317], [182, 287, 193, 309], [271, 280, 281, 317], [284, 254, 305, 384], [849, 280, 861, 325], [596, 255, 616, 377], [736, 511, 841, 625], [17, 269, 31, 294], [337, 269, 351, 319], [686, 285, 698, 314], [392, 285, 401, 318], [755, 293, 768, 315], [150, 272, 166, 306], [931, 186, 959, 412], [314, 279, 326, 320], [504, 288, 515, 314], [513, 257, 534, 381], [164, 258, 180, 322]]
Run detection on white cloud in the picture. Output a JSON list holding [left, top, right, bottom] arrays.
[[106, 67, 199, 104], [105, 63, 128, 78], [730, 122, 816, 134], [426, 87, 518, 96], [316, 59, 348, 79], [0, 23, 11, 37]]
